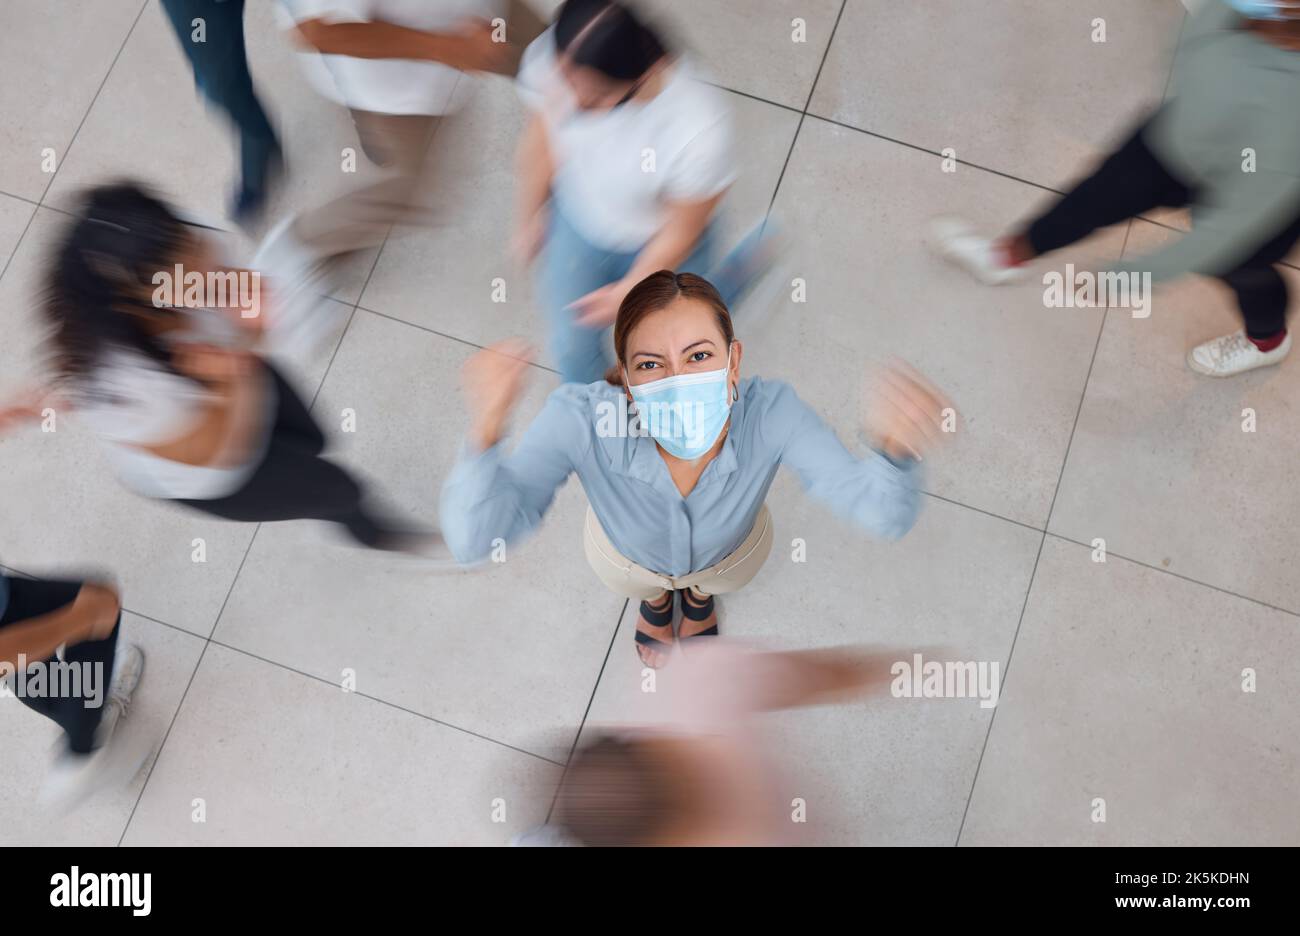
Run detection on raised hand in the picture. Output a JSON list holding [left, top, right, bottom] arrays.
[[462, 338, 536, 452]]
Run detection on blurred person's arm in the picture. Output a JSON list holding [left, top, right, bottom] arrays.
[[513, 112, 554, 266], [0, 582, 119, 671], [570, 193, 724, 326], [746, 647, 937, 711], [572, 108, 737, 327], [627, 193, 726, 284], [292, 17, 511, 73], [766, 365, 951, 542], [440, 341, 585, 564], [0, 383, 63, 434]]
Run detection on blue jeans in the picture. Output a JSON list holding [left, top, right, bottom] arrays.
[[539, 206, 772, 385], [161, 0, 280, 192]]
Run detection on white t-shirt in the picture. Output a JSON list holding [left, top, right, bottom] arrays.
[[74, 312, 275, 502], [517, 28, 737, 251], [280, 0, 504, 116]]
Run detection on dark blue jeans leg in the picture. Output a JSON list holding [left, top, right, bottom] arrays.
[[160, 0, 280, 193]]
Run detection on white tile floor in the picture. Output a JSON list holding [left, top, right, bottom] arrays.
[[1, 0, 1297, 846]]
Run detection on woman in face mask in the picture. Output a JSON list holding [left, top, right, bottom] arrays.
[[441, 271, 951, 668]]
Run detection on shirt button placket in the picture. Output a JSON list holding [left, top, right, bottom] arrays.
[[671, 502, 691, 576]]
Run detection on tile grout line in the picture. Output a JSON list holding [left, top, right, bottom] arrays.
[[201, 636, 567, 766], [545, 598, 630, 824], [954, 17, 1190, 843], [0, 189, 44, 210], [19, 588, 564, 767], [763, 0, 847, 223], [918, 490, 1044, 536], [115, 523, 263, 846], [0, 1, 148, 286], [952, 217, 1133, 847], [709, 81, 805, 116], [36, 0, 150, 209], [350, 304, 563, 377], [1041, 532, 1300, 619], [0, 205, 41, 286]]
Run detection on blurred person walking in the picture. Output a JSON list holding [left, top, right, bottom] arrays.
[[161, 0, 284, 225], [0, 183, 435, 553], [0, 570, 147, 808], [513, 0, 780, 385], [520, 641, 925, 846], [255, 0, 547, 293], [931, 0, 1300, 378]]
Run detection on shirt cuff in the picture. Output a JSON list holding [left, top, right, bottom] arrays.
[[872, 447, 918, 473]]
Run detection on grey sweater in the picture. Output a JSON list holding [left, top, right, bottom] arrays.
[[1115, 0, 1300, 281]]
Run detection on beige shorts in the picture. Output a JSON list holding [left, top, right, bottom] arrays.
[[583, 505, 775, 601]]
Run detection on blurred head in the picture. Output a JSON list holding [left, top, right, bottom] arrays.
[[553, 733, 683, 846], [42, 182, 213, 381], [554, 0, 668, 110], [609, 271, 742, 397]]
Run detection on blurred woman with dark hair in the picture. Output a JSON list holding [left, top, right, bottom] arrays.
[[513, 0, 777, 385], [0, 182, 434, 554], [441, 271, 951, 668]]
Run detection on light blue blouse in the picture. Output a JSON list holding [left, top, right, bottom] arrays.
[[440, 377, 923, 576]]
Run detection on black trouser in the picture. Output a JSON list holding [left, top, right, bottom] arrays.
[[1, 576, 119, 755], [1023, 118, 1300, 340], [160, 0, 280, 192], [177, 363, 395, 548]]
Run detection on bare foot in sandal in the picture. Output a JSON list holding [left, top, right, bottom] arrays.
[[635, 591, 675, 669]]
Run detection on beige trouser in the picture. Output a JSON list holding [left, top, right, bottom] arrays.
[[292, 0, 548, 259], [583, 505, 775, 601], [293, 109, 440, 259]]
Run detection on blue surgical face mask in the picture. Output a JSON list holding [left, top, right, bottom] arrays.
[[1225, 0, 1293, 20], [625, 344, 734, 461]]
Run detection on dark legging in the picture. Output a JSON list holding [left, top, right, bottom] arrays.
[[177, 363, 398, 548], [1023, 117, 1300, 340], [1, 576, 119, 755]]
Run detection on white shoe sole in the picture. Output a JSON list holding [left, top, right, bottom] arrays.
[[1186, 335, 1291, 377]]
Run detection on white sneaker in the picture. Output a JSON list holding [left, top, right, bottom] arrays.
[[928, 216, 1026, 285], [38, 643, 151, 810], [107, 641, 146, 709], [1186, 329, 1291, 378], [253, 216, 345, 360]]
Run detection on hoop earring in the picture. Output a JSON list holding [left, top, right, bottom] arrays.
[[731, 383, 739, 403]]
